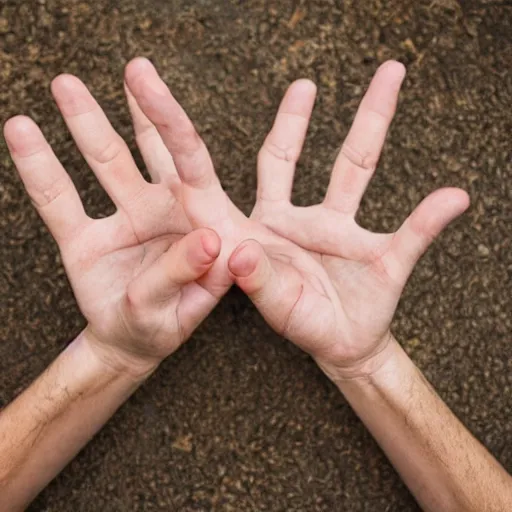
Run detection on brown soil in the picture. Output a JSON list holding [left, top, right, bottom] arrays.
[[1, 0, 511, 510]]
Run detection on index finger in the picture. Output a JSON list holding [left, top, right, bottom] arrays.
[[124, 58, 219, 191]]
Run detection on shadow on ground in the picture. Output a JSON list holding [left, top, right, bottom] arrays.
[[1, 0, 511, 510]]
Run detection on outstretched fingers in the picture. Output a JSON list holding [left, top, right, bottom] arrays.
[[257, 79, 317, 203], [4, 116, 89, 243], [324, 61, 406, 214], [124, 58, 218, 191], [382, 188, 470, 284], [124, 83, 179, 187], [51, 74, 147, 210]]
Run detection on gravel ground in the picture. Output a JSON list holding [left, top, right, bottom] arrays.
[[0, 0, 511, 510]]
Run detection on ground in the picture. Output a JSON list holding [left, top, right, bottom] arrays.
[[0, 0, 511, 510]]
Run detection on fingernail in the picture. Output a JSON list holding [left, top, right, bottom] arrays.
[[229, 243, 257, 278], [201, 232, 220, 259]]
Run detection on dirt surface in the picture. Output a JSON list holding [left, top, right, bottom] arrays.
[[1, 0, 511, 510]]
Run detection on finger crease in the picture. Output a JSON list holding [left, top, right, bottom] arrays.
[[32, 174, 73, 208], [340, 143, 377, 172], [89, 138, 125, 166], [263, 141, 298, 163]]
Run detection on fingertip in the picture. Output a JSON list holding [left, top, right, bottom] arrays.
[[430, 187, 471, 213], [453, 187, 471, 212], [379, 60, 407, 80], [200, 229, 221, 260], [3, 116, 45, 155], [228, 240, 261, 278], [283, 78, 318, 117], [406, 187, 472, 242], [183, 230, 219, 270], [291, 78, 317, 96], [51, 73, 83, 95], [51, 74, 95, 117], [124, 57, 170, 116], [124, 57, 164, 101], [125, 57, 155, 84], [4, 115, 34, 137]]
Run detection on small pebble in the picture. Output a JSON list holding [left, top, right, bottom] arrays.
[[478, 244, 490, 257]]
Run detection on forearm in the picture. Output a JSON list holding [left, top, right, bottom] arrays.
[[0, 330, 155, 511], [328, 336, 512, 512]]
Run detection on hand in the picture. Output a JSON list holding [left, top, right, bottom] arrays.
[[125, 59, 469, 380], [4, 73, 222, 377]]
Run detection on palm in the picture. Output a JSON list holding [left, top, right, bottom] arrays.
[[125, 58, 469, 375], [252, 203, 400, 363], [61, 187, 186, 353]]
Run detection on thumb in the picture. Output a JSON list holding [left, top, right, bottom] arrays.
[[384, 187, 470, 285], [228, 239, 275, 297], [127, 228, 221, 308], [228, 239, 304, 335]]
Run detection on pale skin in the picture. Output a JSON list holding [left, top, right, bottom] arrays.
[[0, 74, 223, 510], [1, 58, 510, 510], [125, 58, 512, 511]]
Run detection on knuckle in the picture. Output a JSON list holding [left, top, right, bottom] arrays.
[[92, 136, 126, 165], [31, 174, 73, 208], [340, 142, 378, 171], [260, 139, 300, 164]]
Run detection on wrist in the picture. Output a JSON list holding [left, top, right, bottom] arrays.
[[321, 334, 420, 416], [77, 328, 161, 383], [315, 332, 404, 384], [325, 334, 418, 404]]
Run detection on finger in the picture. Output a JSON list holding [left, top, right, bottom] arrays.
[[51, 74, 147, 210], [324, 61, 406, 214], [257, 79, 317, 202], [4, 116, 89, 242], [124, 58, 219, 191], [124, 82, 179, 187], [382, 188, 470, 284], [128, 228, 221, 307], [228, 239, 305, 335]]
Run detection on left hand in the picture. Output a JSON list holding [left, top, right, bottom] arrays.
[[125, 58, 469, 379], [4, 72, 223, 377]]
